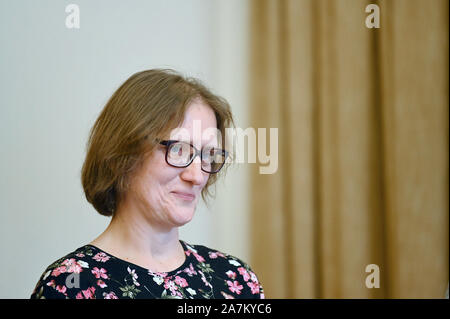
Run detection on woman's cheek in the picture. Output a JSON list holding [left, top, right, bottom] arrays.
[[202, 174, 210, 187]]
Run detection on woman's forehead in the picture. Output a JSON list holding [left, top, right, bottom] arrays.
[[168, 101, 220, 147], [181, 104, 217, 127]]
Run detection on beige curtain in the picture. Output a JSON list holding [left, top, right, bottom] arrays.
[[249, 0, 448, 298]]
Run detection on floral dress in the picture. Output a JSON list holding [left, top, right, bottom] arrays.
[[30, 240, 265, 299]]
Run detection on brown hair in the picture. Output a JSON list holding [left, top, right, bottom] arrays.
[[81, 69, 234, 216]]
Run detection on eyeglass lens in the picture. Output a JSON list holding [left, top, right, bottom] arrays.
[[166, 141, 225, 173]]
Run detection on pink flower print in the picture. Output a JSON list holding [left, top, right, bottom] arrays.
[[247, 282, 260, 294], [51, 266, 67, 277], [226, 270, 236, 280], [62, 258, 82, 274], [103, 291, 118, 299], [97, 280, 108, 288], [209, 252, 218, 259], [46, 280, 56, 288], [164, 279, 178, 293], [185, 250, 191, 257], [227, 280, 243, 295], [76, 287, 96, 299], [93, 252, 110, 263], [209, 251, 226, 259], [199, 271, 212, 288], [183, 264, 197, 277], [92, 267, 108, 279], [127, 267, 137, 278], [250, 271, 258, 283], [221, 291, 235, 299], [56, 285, 67, 294], [174, 276, 188, 288], [127, 267, 140, 287], [193, 252, 205, 263], [82, 287, 96, 299], [237, 267, 246, 275], [75, 252, 85, 258], [237, 267, 250, 282]]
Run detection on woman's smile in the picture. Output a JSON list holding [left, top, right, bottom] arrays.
[[170, 191, 196, 202]]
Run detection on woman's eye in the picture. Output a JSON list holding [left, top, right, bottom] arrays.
[[202, 148, 217, 162], [169, 143, 191, 158], [171, 145, 181, 154], [171, 145, 178, 152]]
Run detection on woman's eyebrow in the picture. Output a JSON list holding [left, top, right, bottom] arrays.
[[202, 138, 221, 147], [164, 132, 220, 148], [178, 138, 219, 149]]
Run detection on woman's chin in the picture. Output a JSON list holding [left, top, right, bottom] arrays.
[[171, 208, 195, 226]]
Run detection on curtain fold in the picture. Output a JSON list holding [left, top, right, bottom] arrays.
[[249, 0, 448, 298]]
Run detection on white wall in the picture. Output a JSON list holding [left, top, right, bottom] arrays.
[[0, 0, 249, 298]]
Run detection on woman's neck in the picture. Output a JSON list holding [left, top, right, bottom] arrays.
[[89, 207, 186, 272]]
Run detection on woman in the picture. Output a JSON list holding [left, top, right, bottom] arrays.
[[30, 69, 264, 299]]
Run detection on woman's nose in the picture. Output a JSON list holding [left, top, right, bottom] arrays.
[[180, 156, 205, 185]]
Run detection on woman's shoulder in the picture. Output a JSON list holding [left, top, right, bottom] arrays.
[[182, 241, 246, 263], [182, 241, 261, 279], [30, 245, 107, 299], [182, 240, 265, 299]]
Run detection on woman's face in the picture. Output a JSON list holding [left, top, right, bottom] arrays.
[[124, 99, 217, 229]]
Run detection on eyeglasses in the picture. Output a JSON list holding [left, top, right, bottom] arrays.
[[159, 140, 228, 174]]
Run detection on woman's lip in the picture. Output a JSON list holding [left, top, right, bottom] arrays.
[[171, 191, 196, 201]]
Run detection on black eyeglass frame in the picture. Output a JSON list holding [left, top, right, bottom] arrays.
[[159, 140, 228, 174]]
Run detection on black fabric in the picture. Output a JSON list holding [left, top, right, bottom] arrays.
[[31, 240, 264, 299]]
